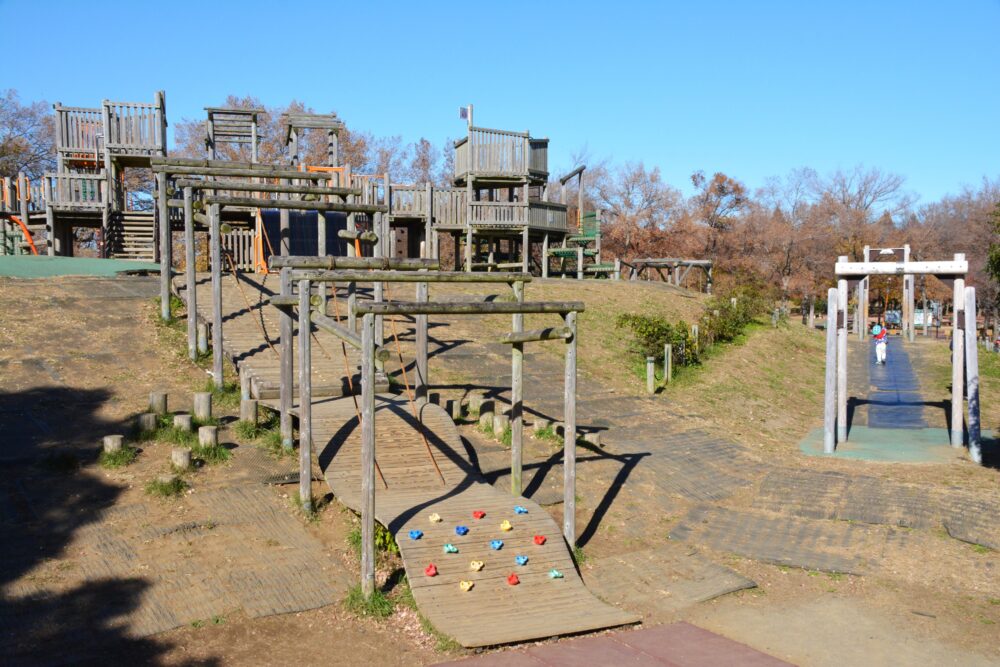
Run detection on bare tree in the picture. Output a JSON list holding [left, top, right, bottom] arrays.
[[0, 89, 55, 179]]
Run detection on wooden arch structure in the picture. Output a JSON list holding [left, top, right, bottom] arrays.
[[822, 252, 983, 463]]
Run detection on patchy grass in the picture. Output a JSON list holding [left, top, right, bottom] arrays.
[[344, 585, 395, 619], [347, 521, 399, 558], [145, 476, 188, 498], [99, 446, 138, 469], [191, 442, 231, 465], [201, 378, 241, 411]]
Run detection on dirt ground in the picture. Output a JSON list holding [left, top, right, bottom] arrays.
[[2, 275, 998, 666]]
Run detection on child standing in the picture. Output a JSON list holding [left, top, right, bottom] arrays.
[[872, 323, 888, 365]]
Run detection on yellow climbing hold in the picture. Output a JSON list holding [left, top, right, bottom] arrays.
[[469, 560, 484, 571], [500, 519, 513, 532], [429, 513, 442, 523], [460, 580, 474, 592]]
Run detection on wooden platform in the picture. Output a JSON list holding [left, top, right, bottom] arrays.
[[173, 272, 386, 398], [306, 395, 639, 648]]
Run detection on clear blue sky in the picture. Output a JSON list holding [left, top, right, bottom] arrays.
[[3, 0, 998, 204]]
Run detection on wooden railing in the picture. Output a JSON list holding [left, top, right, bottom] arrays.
[[104, 100, 164, 152], [54, 105, 104, 155], [454, 127, 550, 180], [222, 228, 256, 271], [390, 185, 427, 216], [528, 200, 569, 230], [434, 188, 467, 226], [45, 172, 106, 208], [529, 139, 549, 175], [469, 201, 527, 226]]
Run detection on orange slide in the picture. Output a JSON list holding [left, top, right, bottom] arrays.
[[7, 215, 39, 255]]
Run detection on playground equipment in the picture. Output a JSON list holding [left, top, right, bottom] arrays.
[[0, 175, 43, 255], [41, 92, 168, 260], [823, 253, 983, 463], [620, 258, 714, 293]]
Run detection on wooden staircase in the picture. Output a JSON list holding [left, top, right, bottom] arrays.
[[109, 211, 156, 261]]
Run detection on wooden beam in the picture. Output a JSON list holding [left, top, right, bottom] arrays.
[[271, 255, 438, 270], [210, 204, 224, 388], [835, 260, 968, 276], [952, 277, 966, 447], [289, 269, 529, 284], [355, 301, 586, 316], [510, 280, 525, 496], [360, 312, 376, 598], [499, 327, 573, 344], [204, 196, 385, 214], [279, 268, 294, 449], [173, 178, 360, 197], [183, 187, 197, 360], [964, 286, 982, 464]]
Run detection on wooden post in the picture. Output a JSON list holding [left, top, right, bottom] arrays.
[[964, 286, 981, 463], [855, 283, 862, 339], [280, 267, 294, 450], [424, 182, 433, 259], [373, 211, 385, 370], [576, 246, 584, 280], [808, 297, 815, 330], [183, 187, 197, 360], [279, 186, 290, 256], [521, 226, 529, 274], [951, 275, 966, 447], [510, 280, 525, 496], [347, 281, 357, 332], [664, 343, 672, 385], [158, 172, 172, 321], [563, 311, 577, 549], [646, 357, 656, 394], [823, 287, 838, 454], [542, 233, 549, 278], [360, 312, 376, 598], [837, 269, 848, 442], [415, 278, 429, 403], [298, 279, 313, 512], [210, 204, 224, 388]]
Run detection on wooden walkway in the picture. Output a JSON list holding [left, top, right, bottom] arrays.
[[176, 270, 637, 646], [307, 395, 639, 647], [172, 273, 384, 399]]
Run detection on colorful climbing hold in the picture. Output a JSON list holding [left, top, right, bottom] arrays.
[[425, 563, 438, 577], [500, 520, 513, 532], [444, 543, 459, 554], [514, 505, 529, 514], [409, 529, 423, 540], [429, 513, 442, 523], [515, 555, 529, 566], [549, 568, 563, 579], [469, 560, 484, 571], [455, 525, 469, 536], [533, 535, 546, 545], [472, 510, 486, 520], [507, 573, 520, 586], [460, 580, 474, 592], [490, 539, 504, 550]]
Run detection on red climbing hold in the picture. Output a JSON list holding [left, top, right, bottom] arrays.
[[533, 535, 546, 545], [507, 573, 520, 586], [425, 563, 438, 577], [472, 510, 486, 520]]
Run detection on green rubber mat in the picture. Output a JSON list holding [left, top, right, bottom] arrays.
[[0, 256, 160, 278], [799, 426, 994, 463]]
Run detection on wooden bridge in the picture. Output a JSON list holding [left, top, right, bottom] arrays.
[[172, 268, 639, 647]]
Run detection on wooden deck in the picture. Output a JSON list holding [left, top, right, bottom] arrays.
[[172, 272, 387, 399], [307, 395, 639, 648]]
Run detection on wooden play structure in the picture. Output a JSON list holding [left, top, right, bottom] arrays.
[[152, 151, 639, 645], [620, 258, 714, 293], [823, 252, 983, 463], [0, 174, 44, 255]]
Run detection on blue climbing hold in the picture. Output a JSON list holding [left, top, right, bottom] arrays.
[[490, 539, 504, 550], [514, 505, 528, 514], [515, 555, 529, 566], [408, 530, 423, 540], [455, 525, 469, 536]]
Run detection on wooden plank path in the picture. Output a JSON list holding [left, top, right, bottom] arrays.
[[172, 273, 385, 399], [300, 394, 639, 648]]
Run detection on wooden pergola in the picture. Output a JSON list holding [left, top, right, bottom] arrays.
[[823, 252, 982, 464]]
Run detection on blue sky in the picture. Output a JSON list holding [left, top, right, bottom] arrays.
[[3, 0, 998, 203]]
